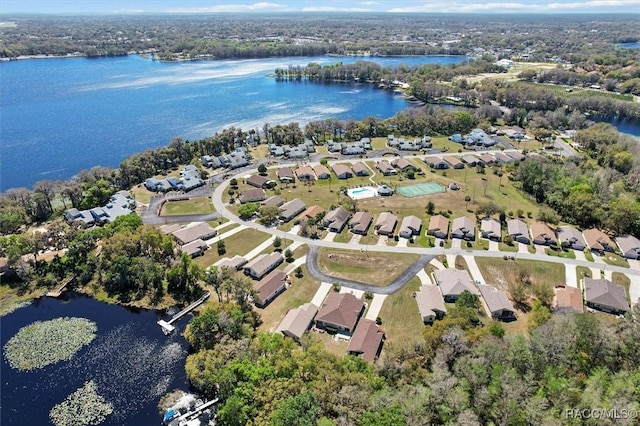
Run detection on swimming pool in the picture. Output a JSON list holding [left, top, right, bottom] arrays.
[[347, 186, 378, 200]]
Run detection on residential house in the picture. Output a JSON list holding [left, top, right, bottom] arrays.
[[260, 195, 285, 208], [253, 270, 288, 308], [351, 162, 370, 176], [443, 156, 464, 169], [332, 164, 354, 180], [350, 212, 373, 235], [144, 177, 169, 192], [180, 239, 209, 258], [268, 144, 285, 157], [376, 161, 396, 176], [461, 155, 479, 167], [376, 185, 394, 196], [323, 206, 350, 233], [295, 166, 315, 181], [301, 139, 316, 153], [424, 157, 449, 170], [239, 188, 267, 204], [506, 151, 526, 162], [530, 222, 557, 246], [399, 215, 422, 239], [279, 198, 306, 222], [277, 167, 295, 183], [451, 216, 476, 241], [342, 145, 365, 156], [301, 205, 326, 222], [286, 146, 308, 159], [582, 229, 615, 254], [159, 224, 182, 235], [64, 208, 96, 228], [243, 252, 283, 280], [556, 225, 587, 251], [374, 212, 398, 236], [507, 219, 530, 244], [200, 155, 222, 169], [391, 158, 417, 172], [171, 222, 217, 245], [616, 235, 640, 260], [65, 191, 137, 227], [315, 292, 365, 335], [415, 285, 446, 324], [554, 285, 584, 313], [276, 303, 318, 342], [477, 154, 495, 165], [493, 152, 515, 164], [180, 165, 205, 192], [217, 255, 247, 270], [347, 319, 385, 362], [478, 285, 516, 320], [313, 164, 331, 179], [583, 278, 629, 315], [386, 134, 397, 147], [433, 269, 480, 302], [326, 140, 343, 153], [427, 215, 449, 239], [246, 174, 273, 188], [480, 218, 501, 242]]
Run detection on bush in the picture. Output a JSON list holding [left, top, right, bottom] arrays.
[[294, 267, 303, 278], [332, 283, 341, 292], [375, 316, 382, 325], [363, 290, 373, 300], [229, 178, 238, 187]]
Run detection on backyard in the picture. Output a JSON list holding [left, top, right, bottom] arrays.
[[377, 276, 424, 345], [474, 257, 566, 294]]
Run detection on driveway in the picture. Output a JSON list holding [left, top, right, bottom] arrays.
[[534, 244, 546, 255], [364, 294, 387, 320], [416, 268, 433, 285], [518, 243, 530, 254], [589, 267, 602, 280], [323, 232, 336, 242], [397, 238, 408, 248], [574, 250, 586, 261], [451, 238, 462, 249], [488, 240, 499, 252], [565, 264, 578, 288], [462, 255, 487, 285], [627, 275, 640, 305], [311, 282, 332, 306]]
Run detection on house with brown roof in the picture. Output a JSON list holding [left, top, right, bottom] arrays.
[[477, 153, 495, 165], [493, 152, 515, 164], [451, 216, 476, 241], [295, 166, 315, 181], [530, 222, 556, 246], [332, 164, 353, 179], [253, 270, 288, 308], [347, 319, 385, 362], [461, 155, 480, 167], [301, 205, 326, 222], [582, 229, 615, 254], [480, 217, 501, 242], [507, 219, 530, 244], [443, 156, 464, 169], [376, 161, 397, 176], [171, 222, 218, 245], [583, 278, 629, 315], [315, 292, 365, 334], [479, 284, 516, 320], [243, 252, 283, 280], [323, 206, 350, 233], [260, 195, 285, 208], [554, 285, 584, 313], [399, 215, 422, 239], [427, 215, 449, 239], [246, 174, 273, 188], [276, 302, 318, 342], [556, 225, 586, 251], [277, 167, 295, 183], [240, 188, 267, 204], [424, 157, 449, 169], [374, 212, 398, 236], [391, 158, 417, 172], [616, 235, 640, 260], [279, 198, 306, 222], [350, 212, 373, 235], [415, 285, 446, 324], [313, 164, 331, 179], [506, 151, 526, 161], [180, 239, 209, 258], [351, 162, 370, 176], [433, 269, 480, 302]]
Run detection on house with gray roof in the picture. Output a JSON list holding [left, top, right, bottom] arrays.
[[172, 222, 217, 245], [461, 155, 480, 167], [506, 151, 526, 162], [374, 212, 397, 236], [376, 185, 394, 196], [239, 188, 267, 204], [350, 212, 373, 235], [200, 155, 222, 168], [276, 302, 318, 342], [332, 164, 353, 179], [376, 161, 397, 176], [556, 225, 586, 251], [246, 174, 273, 188], [244, 252, 283, 280], [493, 152, 515, 164], [583, 229, 615, 254], [279, 198, 306, 222], [451, 216, 476, 241], [286, 146, 308, 159], [261, 195, 285, 208], [399, 215, 422, 239], [583, 278, 629, 315], [507, 219, 530, 244], [433, 269, 480, 302], [180, 239, 209, 258], [253, 270, 288, 308], [216, 255, 247, 270], [428, 215, 449, 239], [315, 292, 365, 335], [323, 206, 350, 233], [63, 208, 96, 228], [480, 217, 501, 242], [616, 235, 640, 260], [479, 284, 516, 320], [347, 319, 385, 362], [415, 285, 446, 324], [313, 164, 331, 179]]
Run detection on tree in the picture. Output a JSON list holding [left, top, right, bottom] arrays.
[[273, 236, 282, 250], [406, 169, 416, 180], [427, 201, 435, 215], [464, 196, 471, 211], [456, 290, 480, 310], [496, 170, 504, 192], [238, 202, 259, 220], [294, 266, 303, 278], [271, 391, 319, 426], [259, 206, 280, 226], [536, 208, 560, 225], [258, 163, 268, 175], [528, 300, 551, 331], [284, 248, 293, 262]]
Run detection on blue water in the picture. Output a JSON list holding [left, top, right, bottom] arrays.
[[0, 54, 469, 190], [0, 294, 191, 425], [618, 42, 640, 49]]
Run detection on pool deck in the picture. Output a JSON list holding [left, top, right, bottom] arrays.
[[347, 186, 378, 200]]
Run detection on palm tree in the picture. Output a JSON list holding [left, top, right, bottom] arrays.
[[465, 195, 471, 211], [497, 171, 504, 193]]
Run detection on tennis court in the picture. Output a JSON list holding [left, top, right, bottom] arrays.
[[396, 182, 446, 198]]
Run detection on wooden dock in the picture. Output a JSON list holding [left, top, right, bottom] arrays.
[[46, 276, 74, 298], [158, 292, 210, 334]]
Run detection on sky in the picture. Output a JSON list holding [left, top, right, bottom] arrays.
[[1, 0, 638, 15]]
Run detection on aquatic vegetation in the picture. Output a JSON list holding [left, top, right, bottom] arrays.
[[3, 317, 97, 371], [49, 381, 113, 426]]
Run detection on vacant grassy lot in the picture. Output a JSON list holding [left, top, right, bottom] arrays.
[[193, 228, 271, 268], [258, 265, 321, 333], [612, 272, 632, 303], [474, 257, 565, 294], [160, 197, 214, 216], [377, 276, 424, 345], [317, 248, 419, 286]]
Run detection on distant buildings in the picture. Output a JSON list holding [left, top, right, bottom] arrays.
[[64, 190, 136, 228]]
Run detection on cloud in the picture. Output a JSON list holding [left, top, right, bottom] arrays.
[[387, 0, 640, 13], [302, 6, 373, 12], [360, 1, 381, 5], [167, 2, 289, 13]]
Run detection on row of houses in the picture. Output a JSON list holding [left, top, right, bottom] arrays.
[[64, 191, 136, 228], [200, 149, 251, 169], [327, 138, 372, 155], [145, 165, 206, 193], [159, 221, 218, 257], [424, 151, 525, 170], [268, 139, 316, 158], [387, 135, 432, 151]]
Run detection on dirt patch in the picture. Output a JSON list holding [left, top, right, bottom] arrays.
[[317, 249, 418, 286]]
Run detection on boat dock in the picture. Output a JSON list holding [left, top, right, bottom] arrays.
[[46, 276, 74, 298], [158, 293, 210, 334]]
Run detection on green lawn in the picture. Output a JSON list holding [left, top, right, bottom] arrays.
[[576, 266, 593, 283], [377, 276, 424, 346], [545, 246, 576, 259], [160, 196, 214, 216], [193, 228, 272, 268], [316, 248, 419, 286], [584, 250, 595, 262], [611, 272, 631, 304], [601, 253, 630, 268]]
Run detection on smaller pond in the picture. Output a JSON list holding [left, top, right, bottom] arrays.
[[618, 42, 640, 49]]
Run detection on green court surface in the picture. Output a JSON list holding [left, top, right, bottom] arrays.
[[396, 182, 446, 198]]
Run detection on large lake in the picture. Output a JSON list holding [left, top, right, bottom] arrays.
[[0, 295, 190, 425], [0, 54, 469, 190]]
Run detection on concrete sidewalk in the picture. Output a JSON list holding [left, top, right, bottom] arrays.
[[204, 224, 247, 246], [242, 235, 276, 261]]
